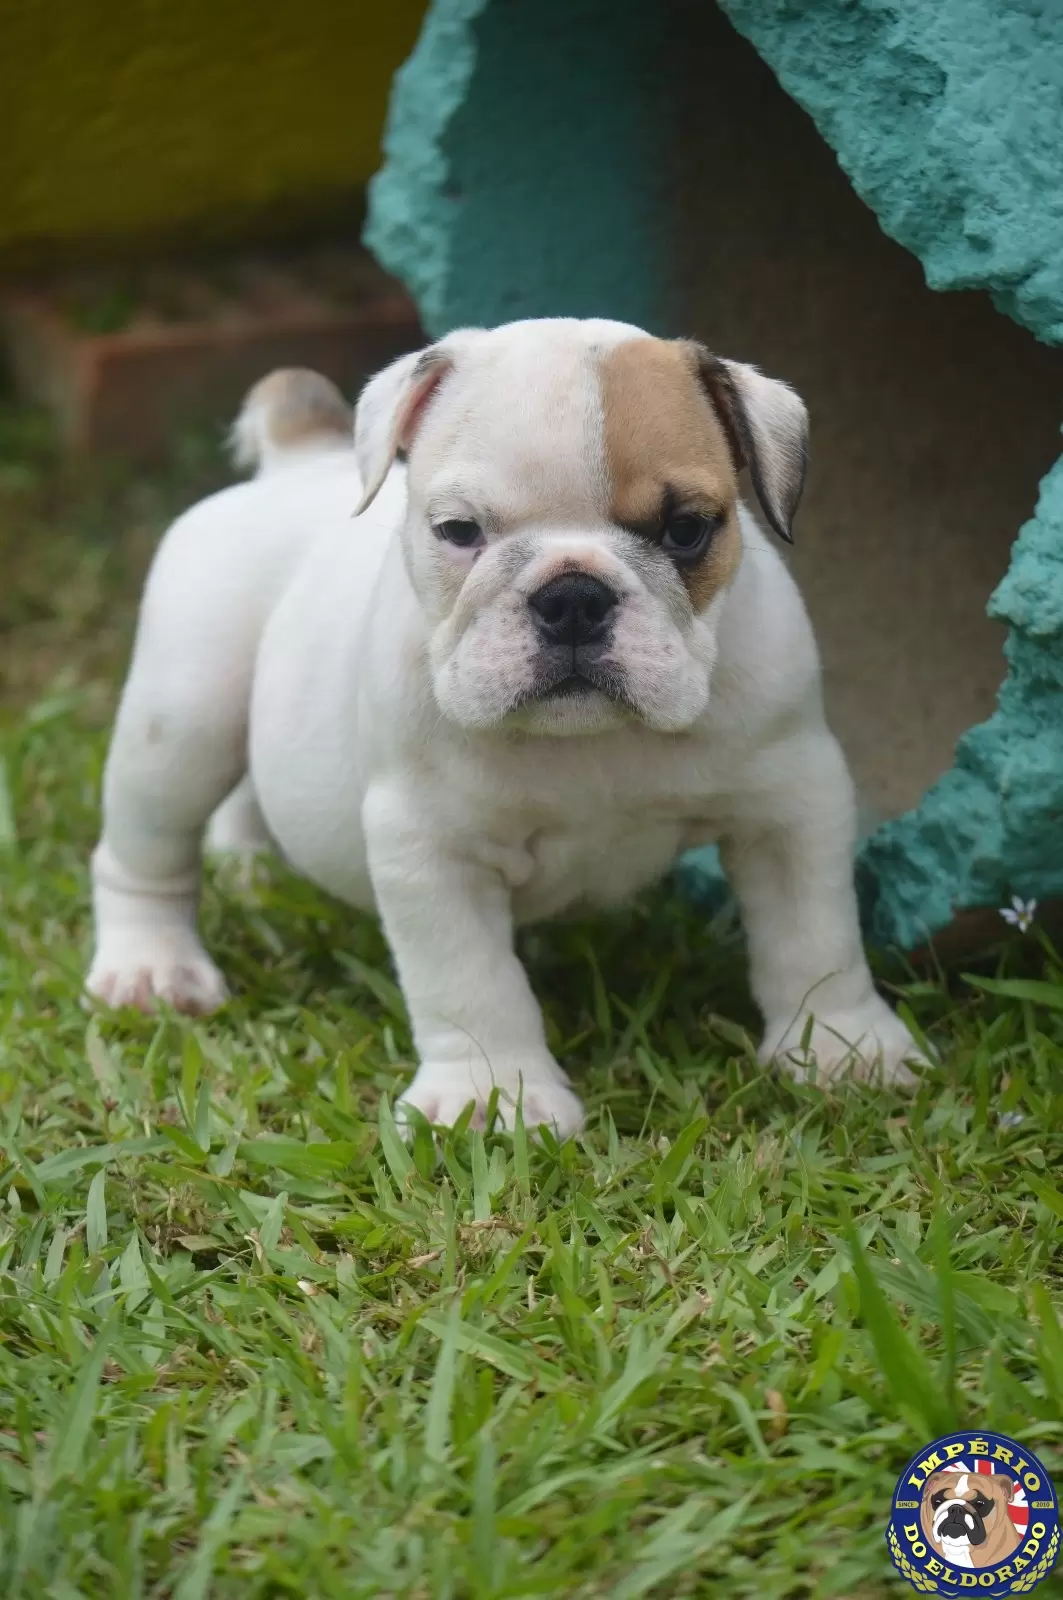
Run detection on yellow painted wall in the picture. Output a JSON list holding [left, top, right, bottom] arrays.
[[0, 0, 427, 264]]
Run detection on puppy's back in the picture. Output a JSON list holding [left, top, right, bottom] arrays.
[[137, 373, 363, 632]]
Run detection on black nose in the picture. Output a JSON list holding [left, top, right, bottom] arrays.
[[528, 572, 618, 646]]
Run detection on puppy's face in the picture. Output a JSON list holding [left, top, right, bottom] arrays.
[[354, 319, 807, 736], [920, 1471, 1021, 1565]]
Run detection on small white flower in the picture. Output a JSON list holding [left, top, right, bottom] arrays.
[[1000, 895, 1037, 933]]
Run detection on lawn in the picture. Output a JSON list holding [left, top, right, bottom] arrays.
[[0, 397, 1061, 1599]]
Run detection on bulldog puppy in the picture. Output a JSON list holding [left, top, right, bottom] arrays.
[[920, 1471, 1022, 1569], [87, 319, 924, 1134]]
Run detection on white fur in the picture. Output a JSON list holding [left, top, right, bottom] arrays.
[[87, 318, 923, 1133]]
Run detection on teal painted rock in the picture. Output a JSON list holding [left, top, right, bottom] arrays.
[[366, 0, 1063, 951], [366, 0, 676, 337]]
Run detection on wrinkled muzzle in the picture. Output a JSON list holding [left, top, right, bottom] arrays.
[[933, 1499, 987, 1547], [426, 532, 716, 735]]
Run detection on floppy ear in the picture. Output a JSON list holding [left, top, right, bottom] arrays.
[[689, 344, 808, 544], [353, 344, 455, 514]]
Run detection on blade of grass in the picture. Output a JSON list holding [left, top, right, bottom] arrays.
[[845, 1227, 955, 1438]]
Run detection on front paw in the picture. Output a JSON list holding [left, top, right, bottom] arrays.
[[397, 1060, 585, 1138], [86, 938, 229, 1016], [760, 995, 928, 1087]]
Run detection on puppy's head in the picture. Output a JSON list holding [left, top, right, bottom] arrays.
[[355, 318, 807, 735], [920, 1471, 1021, 1566]]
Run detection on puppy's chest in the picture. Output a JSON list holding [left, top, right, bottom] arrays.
[[510, 818, 686, 922], [472, 751, 717, 923]]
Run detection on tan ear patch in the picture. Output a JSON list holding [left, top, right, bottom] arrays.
[[599, 337, 741, 612]]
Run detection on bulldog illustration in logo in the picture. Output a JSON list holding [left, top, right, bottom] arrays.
[[889, 1430, 1059, 1596], [920, 1464, 1026, 1569]]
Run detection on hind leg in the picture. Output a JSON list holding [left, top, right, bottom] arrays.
[[88, 368, 360, 1013], [88, 581, 260, 1014], [88, 679, 248, 1013], [206, 775, 273, 857]]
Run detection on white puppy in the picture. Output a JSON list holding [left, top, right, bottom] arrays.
[[87, 319, 922, 1135]]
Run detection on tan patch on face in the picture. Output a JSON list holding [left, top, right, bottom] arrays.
[[599, 338, 741, 611]]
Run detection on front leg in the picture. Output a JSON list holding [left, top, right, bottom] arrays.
[[363, 785, 584, 1135], [721, 728, 925, 1086]]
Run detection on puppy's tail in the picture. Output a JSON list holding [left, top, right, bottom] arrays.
[[230, 368, 353, 475]]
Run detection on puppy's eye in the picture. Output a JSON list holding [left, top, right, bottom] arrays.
[[931, 1491, 947, 1509], [973, 1494, 993, 1515], [434, 518, 484, 548], [660, 511, 721, 561]]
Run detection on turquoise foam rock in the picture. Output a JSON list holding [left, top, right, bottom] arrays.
[[366, 0, 673, 336], [366, 0, 1063, 951]]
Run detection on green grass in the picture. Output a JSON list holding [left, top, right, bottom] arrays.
[[0, 399, 1061, 1598]]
